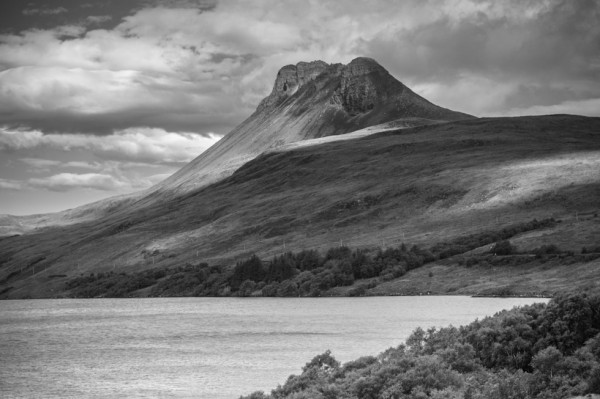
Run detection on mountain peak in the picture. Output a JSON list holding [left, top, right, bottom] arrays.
[[257, 57, 405, 115], [258, 60, 329, 111], [345, 57, 387, 75]]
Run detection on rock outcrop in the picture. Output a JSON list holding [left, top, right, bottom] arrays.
[[257, 61, 329, 111]]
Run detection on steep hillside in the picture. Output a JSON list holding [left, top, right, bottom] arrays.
[[1, 115, 599, 298]]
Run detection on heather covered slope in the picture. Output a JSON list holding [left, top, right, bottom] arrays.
[[1, 114, 599, 299]]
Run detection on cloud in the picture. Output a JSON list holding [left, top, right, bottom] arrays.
[[0, 179, 24, 190], [1, 156, 179, 194], [0, 127, 221, 164], [365, 0, 600, 80], [0, 173, 124, 192], [86, 15, 112, 25], [28, 172, 127, 192], [23, 7, 68, 16], [19, 158, 108, 171], [19, 158, 62, 172], [360, 0, 600, 114], [63, 161, 104, 170], [505, 98, 600, 117], [20, 158, 62, 168]]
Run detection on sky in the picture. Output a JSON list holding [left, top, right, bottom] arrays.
[[0, 0, 599, 215]]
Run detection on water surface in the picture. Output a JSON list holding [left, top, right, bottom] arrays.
[[0, 296, 547, 398]]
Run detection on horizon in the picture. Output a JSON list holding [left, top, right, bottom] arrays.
[[1, 0, 599, 216]]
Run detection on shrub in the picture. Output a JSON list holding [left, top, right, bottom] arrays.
[[491, 240, 516, 255]]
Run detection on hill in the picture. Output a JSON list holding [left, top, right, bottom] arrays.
[[149, 57, 472, 196], [1, 114, 599, 298], [0, 57, 471, 236]]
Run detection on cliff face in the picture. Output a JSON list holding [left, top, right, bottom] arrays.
[[335, 57, 395, 114], [152, 57, 473, 195], [257, 60, 329, 111]]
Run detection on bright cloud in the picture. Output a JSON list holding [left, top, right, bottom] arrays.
[[28, 173, 127, 192], [0, 127, 221, 164], [1, 164, 179, 193]]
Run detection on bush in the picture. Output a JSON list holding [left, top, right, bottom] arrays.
[[534, 244, 562, 258], [491, 240, 516, 255]]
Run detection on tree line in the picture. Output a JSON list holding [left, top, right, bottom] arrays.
[[65, 218, 577, 298]]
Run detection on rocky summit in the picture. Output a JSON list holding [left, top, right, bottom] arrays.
[[257, 60, 330, 111], [257, 57, 470, 120]]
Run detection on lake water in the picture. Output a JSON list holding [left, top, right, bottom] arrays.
[[0, 296, 547, 399]]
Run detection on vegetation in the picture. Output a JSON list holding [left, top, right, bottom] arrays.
[[65, 263, 229, 298], [240, 293, 600, 399], [459, 241, 600, 269], [430, 218, 557, 259], [63, 217, 597, 298]]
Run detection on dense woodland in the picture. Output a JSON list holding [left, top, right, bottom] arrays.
[[63, 218, 600, 298], [240, 293, 600, 399]]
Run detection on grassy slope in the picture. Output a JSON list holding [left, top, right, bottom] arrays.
[[332, 216, 600, 297], [1, 115, 599, 298]]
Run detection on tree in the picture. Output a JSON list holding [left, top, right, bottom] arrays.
[[532, 346, 563, 378], [230, 254, 265, 290], [277, 280, 299, 297], [266, 253, 296, 282], [302, 350, 340, 372], [589, 365, 600, 394], [238, 279, 256, 297]]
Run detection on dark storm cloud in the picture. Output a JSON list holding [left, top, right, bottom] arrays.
[[362, 0, 600, 113], [1, 0, 216, 34], [367, 0, 600, 80]]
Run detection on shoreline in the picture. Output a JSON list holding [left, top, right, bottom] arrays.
[[0, 293, 554, 300]]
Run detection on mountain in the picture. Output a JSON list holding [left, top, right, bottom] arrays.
[[1, 58, 599, 299], [0, 57, 471, 236], [150, 57, 472, 196]]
